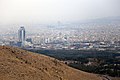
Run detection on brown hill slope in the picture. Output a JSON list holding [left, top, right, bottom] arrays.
[[0, 46, 102, 80]]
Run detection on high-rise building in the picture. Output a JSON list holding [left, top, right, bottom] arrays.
[[18, 26, 26, 46]]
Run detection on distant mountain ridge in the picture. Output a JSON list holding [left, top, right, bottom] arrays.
[[85, 16, 120, 24]]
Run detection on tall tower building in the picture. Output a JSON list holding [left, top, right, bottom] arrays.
[[18, 26, 26, 46]]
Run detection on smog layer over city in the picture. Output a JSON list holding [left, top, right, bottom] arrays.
[[0, 0, 120, 80]]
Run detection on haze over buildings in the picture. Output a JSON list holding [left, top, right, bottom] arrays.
[[0, 0, 120, 25], [0, 0, 120, 50]]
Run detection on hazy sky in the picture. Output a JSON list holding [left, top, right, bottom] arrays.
[[0, 0, 120, 24]]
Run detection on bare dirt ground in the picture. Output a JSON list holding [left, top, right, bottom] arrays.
[[0, 46, 105, 80]]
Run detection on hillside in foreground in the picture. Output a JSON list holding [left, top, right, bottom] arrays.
[[0, 46, 102, 80]]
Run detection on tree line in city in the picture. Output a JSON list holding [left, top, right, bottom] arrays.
[[28, 49, 120, 77]]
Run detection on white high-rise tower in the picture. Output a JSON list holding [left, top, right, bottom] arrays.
[[18, 26, 26, 46]]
